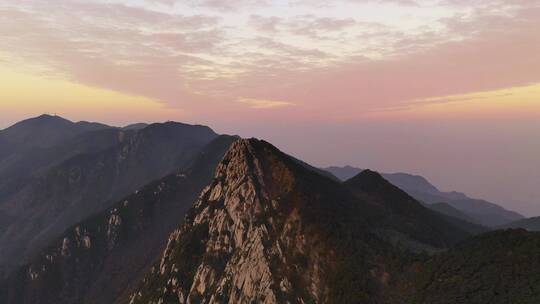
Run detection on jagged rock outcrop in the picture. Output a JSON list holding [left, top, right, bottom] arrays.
[[128, 139, 416, 304], [131, 139, 300, 303]]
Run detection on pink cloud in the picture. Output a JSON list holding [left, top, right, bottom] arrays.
[[212, 5, 540, 121], [1, 0, 539, 124], [249, 14, 358, 39], [0, 1, 226, 107], [187, 0, 270, 11]]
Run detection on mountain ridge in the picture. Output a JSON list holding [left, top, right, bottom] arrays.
[[343, 170, 474, 249], [0, 114, 110, 149], [0, 117, 219, 277], [324, 166, 523, 226], [127, 138, 474, 304], [0, 116, 537, 304], [0, 135, 237, 304]]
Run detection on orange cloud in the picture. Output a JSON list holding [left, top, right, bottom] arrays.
[[367, 83, 540, 120], [237, 97, 294, 109], [0, 67, 184, 127]]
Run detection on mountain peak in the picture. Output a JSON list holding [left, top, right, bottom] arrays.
[[35, 113, 64, 119], [3, 115, 110, 136], [122, 123, 148, 131], [222, 138, 272, 162], [358, 168, 383, 178], [1, 115, 85, 148], [141, 121, 217, 138], [128, 138, 389, 303], [214, 138, 297, 199], [9, 114, 72, 129], [382, 172, 441, 195], [344, 169, 391, 193], [129, 137, 474, 304]]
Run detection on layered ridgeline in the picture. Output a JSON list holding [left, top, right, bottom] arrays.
[[127, 139, 473, 304], [2, 136, 539, 304], [324, 166, 523, 227], [0, 136, 237, 304], [0, 116, 218, 276], [344, 170, 486, 245]]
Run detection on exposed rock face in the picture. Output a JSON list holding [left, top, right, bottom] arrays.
[[129, 139, 404, 304]]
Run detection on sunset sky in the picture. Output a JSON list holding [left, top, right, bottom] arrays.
[[1, 0, 539, 215]]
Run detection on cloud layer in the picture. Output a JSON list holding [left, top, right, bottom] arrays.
[[2, 0, 538, 120]]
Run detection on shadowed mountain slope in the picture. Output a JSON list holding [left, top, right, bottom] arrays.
[[399, 229, 540, 304], [0, 120, 218, 276], [324, 166, 523, 227], [0, 116, 117, 202], [0, 128, 128, 203], [428, 202, 475, 223], [344, 170, 473, 250], [0, 135, 237, 304]]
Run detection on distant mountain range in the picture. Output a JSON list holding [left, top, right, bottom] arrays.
[[1, 115, 539, 303], [324, 166, 523, 227], [0, 135, 237, 304], [0, 115, 219, 276], [0, 114, 109, 150]]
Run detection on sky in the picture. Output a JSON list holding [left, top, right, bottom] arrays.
[[0, 0, 539, 215]]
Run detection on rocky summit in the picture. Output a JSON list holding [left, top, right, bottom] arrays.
[[129, 139, 376, 303], [128, 138, 463, 304], [125, 138, 540, 304]]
